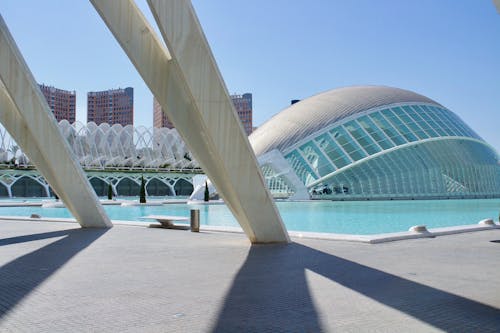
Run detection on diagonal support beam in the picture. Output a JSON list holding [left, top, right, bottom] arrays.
[[0, 15, 112, 228], [147, 0, 290, 243], [90, 0, 289, 243]]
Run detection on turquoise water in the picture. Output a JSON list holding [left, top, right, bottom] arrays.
[[1, 198, 499, 235]]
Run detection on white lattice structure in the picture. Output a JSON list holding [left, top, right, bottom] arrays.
[[0, 121, 199, 171]]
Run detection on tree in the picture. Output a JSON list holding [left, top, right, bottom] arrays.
[[107, 182, 113, 200], [139, 175, 146, 203], [204, 181, 210, 202]]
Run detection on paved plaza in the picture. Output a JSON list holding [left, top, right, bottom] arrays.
[[0, 219, 499, 332]]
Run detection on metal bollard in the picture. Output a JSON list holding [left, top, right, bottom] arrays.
[[190, 209, 200, 232]]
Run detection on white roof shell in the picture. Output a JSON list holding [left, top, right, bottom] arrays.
[[249, 86, 441, 156]]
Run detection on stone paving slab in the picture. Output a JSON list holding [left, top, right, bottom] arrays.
[[0, 219, 499, 332]]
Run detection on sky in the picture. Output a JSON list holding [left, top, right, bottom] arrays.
[[0, 1, 499, 150]]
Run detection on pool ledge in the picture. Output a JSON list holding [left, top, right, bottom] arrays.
[[288, 223, 500, 243], [0, 215, 498, 243]]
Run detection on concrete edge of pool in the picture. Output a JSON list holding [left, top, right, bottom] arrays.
[[0, 215, 498, 244]]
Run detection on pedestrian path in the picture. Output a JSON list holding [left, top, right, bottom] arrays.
[[0, 219, 499, 332]]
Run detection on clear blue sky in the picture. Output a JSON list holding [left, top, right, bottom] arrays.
[[1, 1, 499, 150]]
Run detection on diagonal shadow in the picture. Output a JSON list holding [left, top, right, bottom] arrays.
[[212, 243, 500, 332], [0, 229, 75, 246], [211, 243, 321, 333], [0, 228, 107, 319]]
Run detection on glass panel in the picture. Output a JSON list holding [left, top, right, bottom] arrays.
[[396, 106, 430, 138], [369, 112, 407, 145], [357, 116, 394, 150], [381, 108, 418, 142], [261, 164, 294, 196], [437, 107, 479, 138], [419, 105, 453, 136], [434, 108, 462, 136], [408, 105, 446, 137], [406, 105, 439, 137], [285, 150, 318, 186], [448, 110, 481, 139], [330, 127, 367, 161], [343, 120, 381, 155], [299, 141, 336, 177], [315, 133, 351, 169]]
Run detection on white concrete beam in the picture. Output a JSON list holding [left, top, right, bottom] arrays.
[[0, 15, 112, 228], [90, 0, 289, 243], [257, 149, 311, 200]]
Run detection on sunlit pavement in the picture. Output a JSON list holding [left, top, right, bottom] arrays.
[[0, 219, 499, 332]]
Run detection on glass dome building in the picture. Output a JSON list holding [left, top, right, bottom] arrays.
[[250, 86, 500, 200]]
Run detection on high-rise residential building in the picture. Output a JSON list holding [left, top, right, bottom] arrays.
[[152, 93, 253, 135], [231, 93, 253, 135], [38, 84, 76, 123], [87, 87, 134, 126], [153, 97, 174, 128]]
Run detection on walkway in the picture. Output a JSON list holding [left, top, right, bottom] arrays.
[[0, 219, 499, 332]]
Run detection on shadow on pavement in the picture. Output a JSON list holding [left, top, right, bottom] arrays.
[[0, 228, 107, 319], [212, 242, 500, 332]]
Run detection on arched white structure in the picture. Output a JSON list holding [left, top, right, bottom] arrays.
[[0, 121, 199, 171], [0, 16, 111, 228], [0, 169, 195, 199]]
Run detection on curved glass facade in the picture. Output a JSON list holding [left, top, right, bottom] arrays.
[[310, 139, 499, 199], [284, 103, 485, 187], [250, 87, 500, 200]]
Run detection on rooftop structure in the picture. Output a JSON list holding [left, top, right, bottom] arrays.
[[38, 84, 76, 123], [250, 86, 500, 200], [87, 87, 134, 126]]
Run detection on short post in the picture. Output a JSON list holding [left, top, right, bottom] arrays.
[[190, 209, 200, 232]]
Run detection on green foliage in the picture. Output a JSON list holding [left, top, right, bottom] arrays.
[[107, 183, 113, 200], [204, 181, 210, 202], [139, 175, 146, 203]]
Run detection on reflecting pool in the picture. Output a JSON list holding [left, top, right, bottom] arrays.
[[1, 198, 499, 235]]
